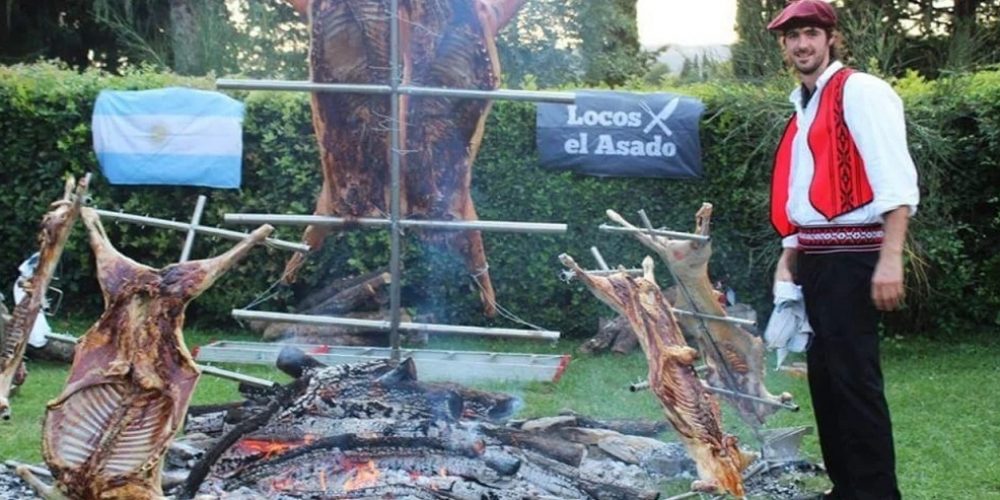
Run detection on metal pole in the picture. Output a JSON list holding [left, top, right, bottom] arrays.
[[224, 214, 566, 233], [672, 309, 756, 327], [579, 268, 644, 276], [231, 309, 560, 340], [197, 364, 275, 388], [95, 209, 309, 253], [700, 383, 799, 411], [628, 378, 799, 411], [388, 0, 402, 363], [180, 195, 207, 262], [599, 224, 710, 242], [215, 79, 576, 104], [44, 333, 277, 388], [590, 246, 610, 271]]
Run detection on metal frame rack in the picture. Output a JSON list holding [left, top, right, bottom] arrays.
[[218, 0, 574, 362]]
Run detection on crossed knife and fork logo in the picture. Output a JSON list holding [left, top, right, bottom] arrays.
[[639, 97, 681, 136]]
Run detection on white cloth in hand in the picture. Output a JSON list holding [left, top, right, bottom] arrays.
[[764, 281, 812, 369]]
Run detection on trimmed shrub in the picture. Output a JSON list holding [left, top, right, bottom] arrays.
[[1, 63, 996, 337]]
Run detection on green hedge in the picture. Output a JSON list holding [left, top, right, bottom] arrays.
[[1, 63, 997, 337]]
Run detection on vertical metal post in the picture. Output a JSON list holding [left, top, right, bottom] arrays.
[[590, 246, 610, 271], [388, 0, 403, 362], [180, 195, 207, 262]]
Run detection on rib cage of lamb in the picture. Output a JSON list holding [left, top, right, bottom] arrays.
[[606, 204, 794, 426], [0, 175, 89, 421], [559, 253, 754, 497], [16, 207, 273, 500], [281, 0, 529, 318]]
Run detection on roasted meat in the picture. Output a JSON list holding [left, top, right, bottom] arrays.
[[560, 253, 753, 496], [16, 208, 272, 499], [0, 175, 89, 421], [281, 0, 527, 317], [606, 204, 793, 426]]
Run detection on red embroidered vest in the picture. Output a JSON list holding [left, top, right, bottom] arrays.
[[770, 67, 874, 237]]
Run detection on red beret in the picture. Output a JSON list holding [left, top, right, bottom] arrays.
[[767, 0, 838, 32]]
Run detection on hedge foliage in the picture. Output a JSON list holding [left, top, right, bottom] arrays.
[[1, 63, 998, 337]]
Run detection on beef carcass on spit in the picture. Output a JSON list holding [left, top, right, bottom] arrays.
[[0, 175, 89, 421], [16, 208, 273, 500], [606, 204, 794, 427], [281, 0, 528, 318], [560, 253, 754, 497]]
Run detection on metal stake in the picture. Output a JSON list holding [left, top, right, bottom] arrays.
[[231, 309, 560, 340], [388, 0, 402, 362], [590, 246, 610, 271], [673, 309, 756, 327], [628, 378, 799, 411], [180, 195, 207, 262], [95, 209, 308, 253], [599, 224, 710, 243], [216, 79, 575, 104], [224, 214, 566, 233]]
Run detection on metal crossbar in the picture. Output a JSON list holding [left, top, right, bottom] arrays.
[[216, 0, 574, 362], [224, 214, 566, 233], [95, 209, 308, 254], [231, 309, 560, 340]]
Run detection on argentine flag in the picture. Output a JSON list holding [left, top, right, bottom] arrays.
[[92, 87, 244, 188]]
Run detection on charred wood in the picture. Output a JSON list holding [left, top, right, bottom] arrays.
[[187, 401, 243, 417], [560, 412, 671, 437], [182, 378, 308, 498], [481, 426, 587, 467], [301, 271, 390, 315], [295, 266, 391, 312], [579, 316, 639, 355]]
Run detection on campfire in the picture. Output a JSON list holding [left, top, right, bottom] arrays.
[[179, 348, 674, 499]]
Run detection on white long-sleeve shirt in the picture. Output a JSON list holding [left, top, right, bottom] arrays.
[[781, 61, 920, 249]]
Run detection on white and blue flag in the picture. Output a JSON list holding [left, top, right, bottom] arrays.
[[92, 87, 245, 188]]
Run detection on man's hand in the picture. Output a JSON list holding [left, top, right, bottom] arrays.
[[872, 254, 904, 311], [873, 207, 910, 311]]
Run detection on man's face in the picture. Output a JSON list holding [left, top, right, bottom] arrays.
[[782, 26, 833, 77]]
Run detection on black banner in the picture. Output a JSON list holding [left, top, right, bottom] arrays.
[[536, 90, 705, 178]]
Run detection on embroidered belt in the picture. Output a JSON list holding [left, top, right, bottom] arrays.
[[798, 224, 883, 253]]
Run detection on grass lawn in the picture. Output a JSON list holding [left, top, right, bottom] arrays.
[[1, 317, 998, 499]]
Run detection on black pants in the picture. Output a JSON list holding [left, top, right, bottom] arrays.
[[798, 251, 901, 500]]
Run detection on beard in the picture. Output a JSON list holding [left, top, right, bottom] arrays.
[[792, 51, 825, 76]]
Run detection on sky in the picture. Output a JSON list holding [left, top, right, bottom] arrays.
[[636, 0, 738, 47]]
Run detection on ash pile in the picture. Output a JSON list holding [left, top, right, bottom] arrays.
[[176, 347, 684, 499]]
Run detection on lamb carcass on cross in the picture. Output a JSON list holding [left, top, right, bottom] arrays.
[[16, 208, 273, 500], [606, 204, 794, 426], [560, 253, 754, 497], [0, 175, 89, 421], [281, 0, 528, 318]]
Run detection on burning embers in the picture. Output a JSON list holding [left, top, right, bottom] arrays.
[[182, 350, 670, 499]]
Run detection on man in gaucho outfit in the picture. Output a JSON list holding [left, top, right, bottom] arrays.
[[767, 1, 919, 499]]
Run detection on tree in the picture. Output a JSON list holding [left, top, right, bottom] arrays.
[[574, 0, 653, 87], [496, 0, 583, 88], [0, 1, 121, 71], [731, 0, 786, 79]]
